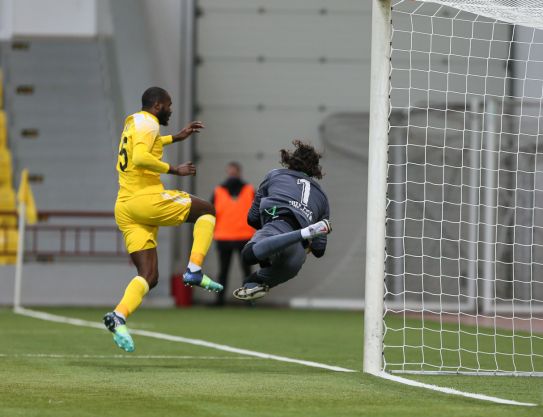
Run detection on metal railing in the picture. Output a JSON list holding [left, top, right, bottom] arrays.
[[0, 210, 127, 259]]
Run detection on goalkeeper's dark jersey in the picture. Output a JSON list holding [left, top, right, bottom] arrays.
[[247, 168, 330, 253]]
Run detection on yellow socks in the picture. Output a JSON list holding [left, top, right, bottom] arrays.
[[114, 276, 150, 318], [114, 215, 215, 318], [188, 214, 215, 271]]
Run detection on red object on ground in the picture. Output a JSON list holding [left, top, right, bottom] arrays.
[[171, 274, 192, 307]]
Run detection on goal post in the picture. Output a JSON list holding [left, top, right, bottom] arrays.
[[364, 0, 543, 376], [364, 0, 392, 375]]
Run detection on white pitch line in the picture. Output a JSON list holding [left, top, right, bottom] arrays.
[[14, 307, 538, 406], [14, 307, 355, 373], [373, 371, 537, 407], [0, 353, 253, 360]]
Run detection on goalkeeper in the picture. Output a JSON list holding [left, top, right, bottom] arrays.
[[103, 87, 222, 352], [233, 140, 332, 301]]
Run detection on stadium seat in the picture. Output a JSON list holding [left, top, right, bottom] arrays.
[[0, 169, 12, 189], [0, 215, 16, 227], [0, 186, 16, 210], [0, 111, 6, 149], [0, 185, 16, 228], [0, 212, 16, 226], [0, 227, 18, 264], [0, 68, 3, 109], [0, 216, 16, 228], [0, 148, 12, 187]]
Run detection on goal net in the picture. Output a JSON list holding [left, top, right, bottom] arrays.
[[383, 0, 543, 375]]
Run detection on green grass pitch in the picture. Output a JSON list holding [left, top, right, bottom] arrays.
[[0, 307, 542, 416]]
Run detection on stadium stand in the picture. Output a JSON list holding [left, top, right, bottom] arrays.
[[0, 65, 18, 264], [6, 40, 119, 212], [0, 36, 150, 306]]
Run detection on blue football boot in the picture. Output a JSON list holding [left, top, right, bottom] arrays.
[[182, 269, 224, 293]]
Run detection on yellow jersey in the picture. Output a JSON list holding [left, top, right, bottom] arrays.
[[116, 111, 173, 201]]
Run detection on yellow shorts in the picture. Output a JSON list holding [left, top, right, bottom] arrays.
[[115, 190, 192, 253]]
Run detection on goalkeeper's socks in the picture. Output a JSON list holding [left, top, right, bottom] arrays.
[[300, 220, 332, 239], [251, 220, 331, 261]]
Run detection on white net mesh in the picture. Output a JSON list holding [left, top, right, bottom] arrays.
[[420, 0, 543, 31], [385, 0, 543, 375]]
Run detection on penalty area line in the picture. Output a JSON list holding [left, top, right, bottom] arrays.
[[13, 307, 355, 373]]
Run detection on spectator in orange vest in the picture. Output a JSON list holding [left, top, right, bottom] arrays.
[[211, 162, 255, 305]]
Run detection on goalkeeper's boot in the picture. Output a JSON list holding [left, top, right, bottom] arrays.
[[103, 312, 135, 353], [183, 269, 223, 293], [303, 219, 332, 239], [233, 282, 269, 301]]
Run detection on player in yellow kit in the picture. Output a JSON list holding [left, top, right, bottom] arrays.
[[103, 87, 223, 352]]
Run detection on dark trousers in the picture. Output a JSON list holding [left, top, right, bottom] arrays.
[[216, 240, 252, 304], [243, 220, 306, 288]]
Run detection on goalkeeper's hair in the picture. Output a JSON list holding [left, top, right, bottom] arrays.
[[280, 140, 323, 179], [141, 87, 169, 109]]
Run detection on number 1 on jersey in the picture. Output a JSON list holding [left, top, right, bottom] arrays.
[[297, 178, 311, 206]]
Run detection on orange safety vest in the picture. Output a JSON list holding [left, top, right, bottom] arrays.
[[213, 183, 256, 241]]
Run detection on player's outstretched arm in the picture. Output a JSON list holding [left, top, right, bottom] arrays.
[[171, 121, 205, 143]]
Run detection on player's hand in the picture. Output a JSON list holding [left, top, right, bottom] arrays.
[[173, 121, 205, 142], [170, 161, 196, 176]]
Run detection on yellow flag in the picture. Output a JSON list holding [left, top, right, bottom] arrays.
[[17, 169, 37, 225]]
